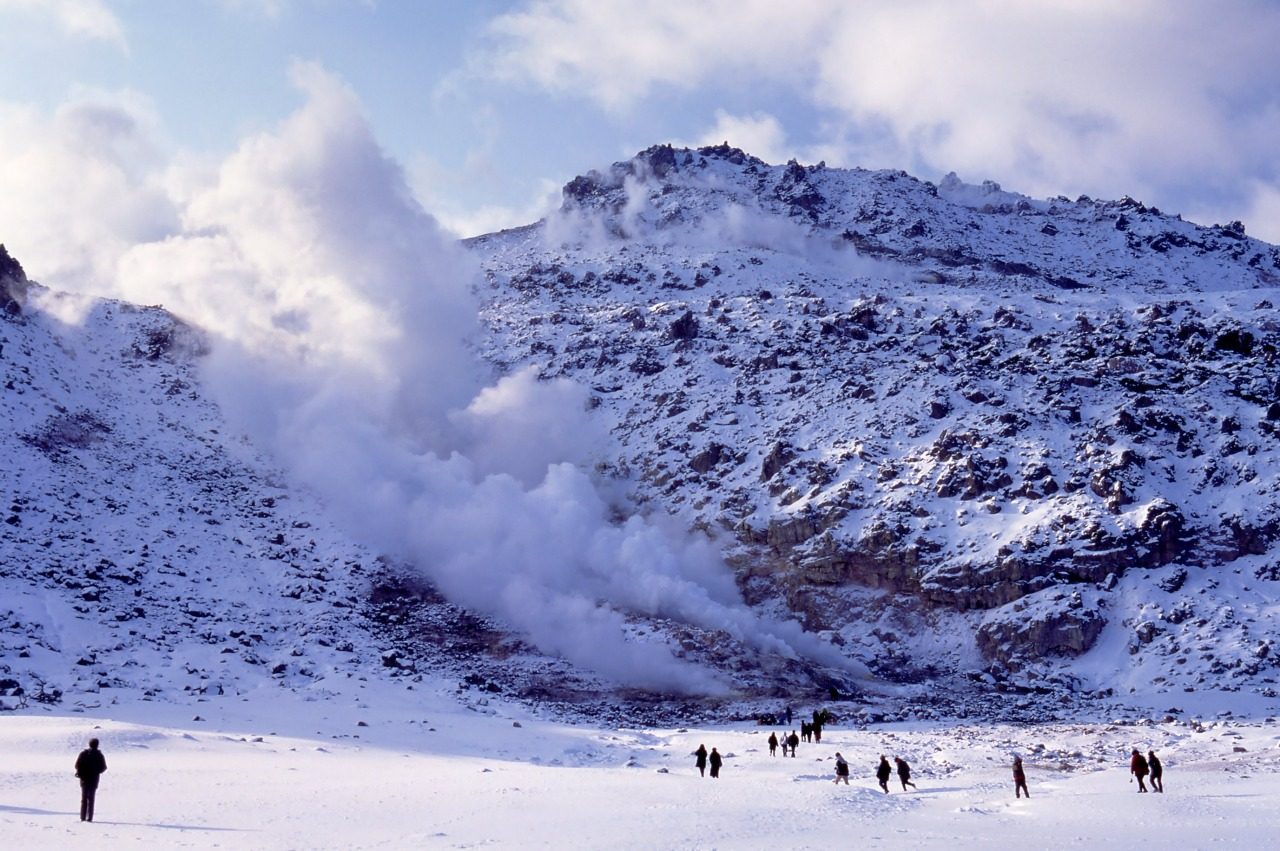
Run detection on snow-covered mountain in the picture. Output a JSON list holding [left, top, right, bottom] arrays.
[[4, 144, 1280, 723], [469, 144, 1280, 703]]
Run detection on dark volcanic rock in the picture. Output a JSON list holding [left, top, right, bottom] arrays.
[[976, 587, 1106, 666]]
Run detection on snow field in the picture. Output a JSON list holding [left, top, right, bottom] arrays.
[[3, 686, 1278, 849]]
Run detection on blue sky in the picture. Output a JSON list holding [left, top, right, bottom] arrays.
[[2, 0, 1280, 289]]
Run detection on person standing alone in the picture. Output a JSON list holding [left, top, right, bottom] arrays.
[[1012, 755, 1029, 798], [74, 737, 107, 822], [833, 752, 850, 785]]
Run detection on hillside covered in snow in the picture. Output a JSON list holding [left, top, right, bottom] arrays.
[[469, 144, 1280, 706], [4, 143, 1280, 726]]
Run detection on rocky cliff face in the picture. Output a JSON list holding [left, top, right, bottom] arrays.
[[1, 244, 27, 317], [469, 144, 1280, 691]]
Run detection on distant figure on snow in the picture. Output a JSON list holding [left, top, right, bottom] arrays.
[[768, 732, 779, 757], [1012, 755, 1029, 798], [833, 752, 850, 785], [787, 731, 800, 757], [801, 721, 811, 743], [709, 747, 723, 779], [1130, 748, 1149, 792], [894, 756, 917, 791], [1147, 750, 1163, 793], [876, 755, 892, 793], [785, 706, 793, 726], [694, 744, 708, 777], [74, 737, 107, 822]]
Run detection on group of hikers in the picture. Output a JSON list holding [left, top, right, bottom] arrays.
[[69, 726, 1171, 822], [693, 744, 723, 778], [696, 712, 1171, 801], [766, 729, 800, 757], [1129, 748, 1165, 792]]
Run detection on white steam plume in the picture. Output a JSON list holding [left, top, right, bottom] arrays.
[[110, 62, 851, 693]]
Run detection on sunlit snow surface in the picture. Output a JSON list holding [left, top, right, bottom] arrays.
[[3, 678, 1279, 849]]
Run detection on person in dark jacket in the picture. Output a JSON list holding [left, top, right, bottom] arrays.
[[1012, 755, 1029, 798], [1130, 748, 1149, 792], [694, 744, 708, 777], [786, 731, 800, 757], [74, 738, 107, 822], [768, 732, 779, 757], [876, 755, 892, 793], [833, 752, 850, 785], [709, 747, 723, 779], [894, 756, 916, 791], [1147, 750, 1163, 793]]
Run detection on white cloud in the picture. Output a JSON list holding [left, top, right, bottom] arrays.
[[0, 0, 127, 49], [1247, 185, 1280, 246], [0, 89, 175, 293], [483, 0, 1280, 235], [690, 109, 793, 166], [485, 0, 822, 110], [409, 156, 561, 238]]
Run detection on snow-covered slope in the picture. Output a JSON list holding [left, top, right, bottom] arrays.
[[5, 142, 1280, 721], [469, 144, 1280, 704], [0, 248, 610, 718], [0, 244, 845, 721]]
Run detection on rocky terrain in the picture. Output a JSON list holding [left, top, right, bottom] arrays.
[[4, 144, 1280, 722], [469, 144, 1280, 703]]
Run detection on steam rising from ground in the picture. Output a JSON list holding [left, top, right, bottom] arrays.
[[106, 63, 848, 693]]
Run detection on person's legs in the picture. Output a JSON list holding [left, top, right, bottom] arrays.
[[83, 785, 97, 821]]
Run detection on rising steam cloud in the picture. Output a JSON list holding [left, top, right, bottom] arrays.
[[78, 63, 851, 692]]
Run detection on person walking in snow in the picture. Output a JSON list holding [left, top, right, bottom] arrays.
[[1147, 750, 1163, 793], [694, 744, 708, 777], [768, 732, 779, 757], [74, 737, 107, 822], [800, 721, 811, 743], [1012, 755, 1029, 798], [785, 706, 793, 726], [894, 756, 917, 791], [833, 752, 850, 785], [709, 747, 723, 779], [813, 722, 822, 744], [787, 731, 800, 757], [876, 755, 892, 793], [1129, 748, 1149, 792]]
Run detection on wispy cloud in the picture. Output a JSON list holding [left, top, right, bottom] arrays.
[[0, 0, 128, 50]]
